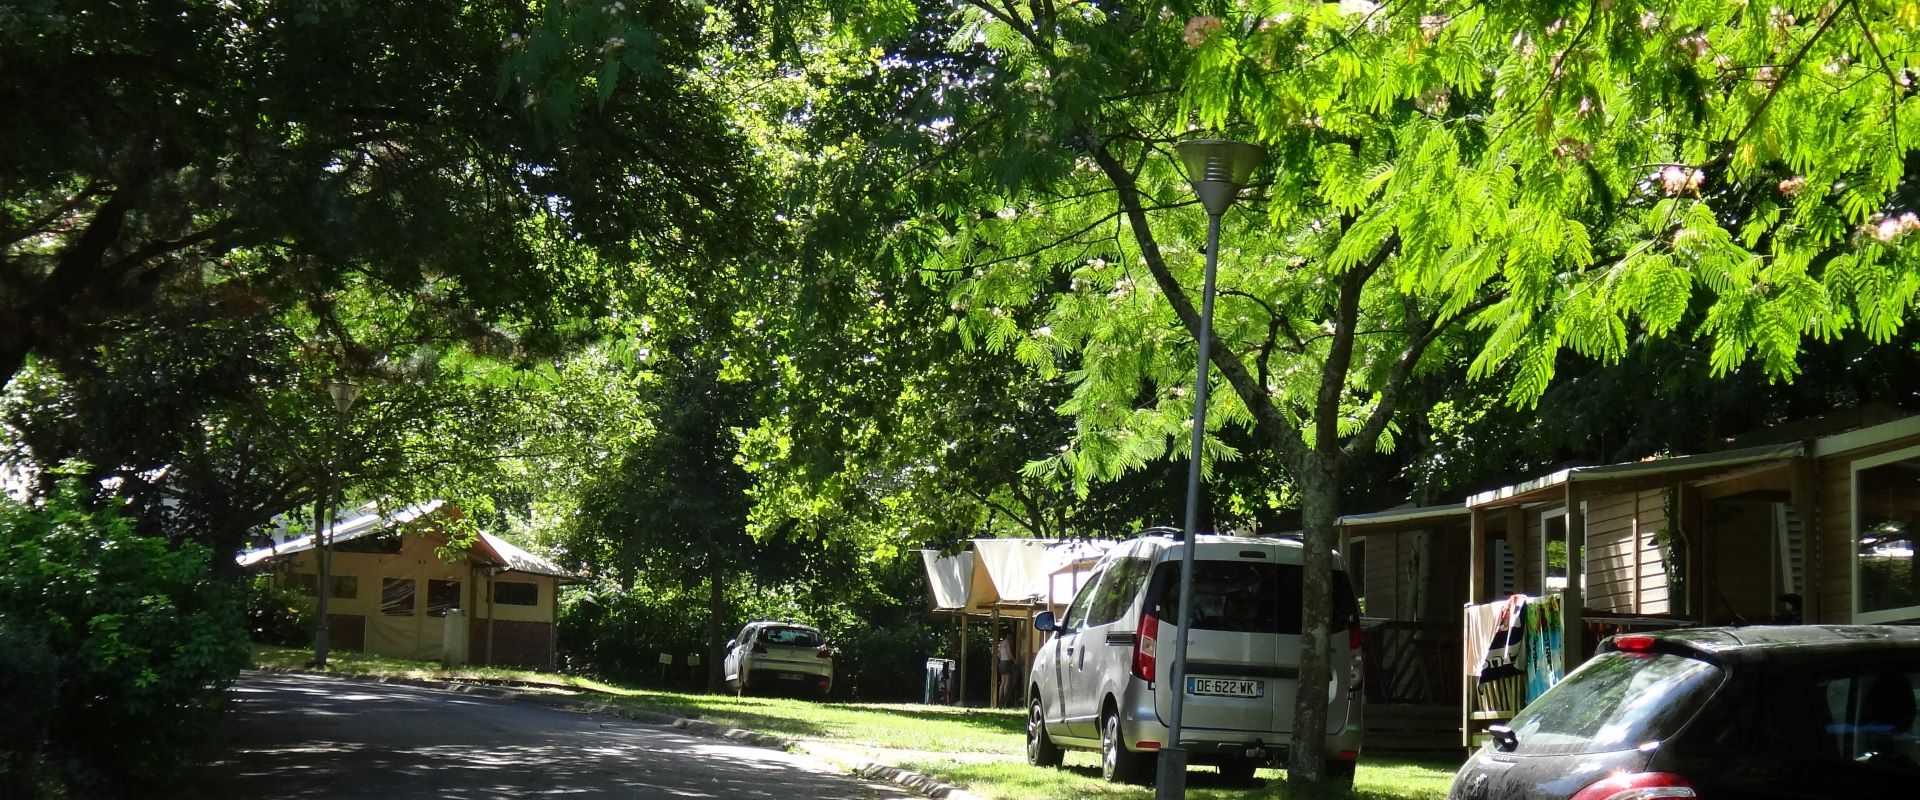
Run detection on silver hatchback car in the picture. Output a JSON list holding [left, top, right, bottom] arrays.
[[1025, 531, 1365, 783]]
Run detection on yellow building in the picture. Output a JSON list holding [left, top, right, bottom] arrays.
[[240, 501, 574, 669]]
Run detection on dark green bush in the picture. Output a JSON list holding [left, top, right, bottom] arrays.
[[557, 583, 708, 686], [243, 572, 313, 647], [0, 619, 58, 797], [0, 486, 251, 795]]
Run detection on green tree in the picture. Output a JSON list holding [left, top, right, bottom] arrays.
[[1, 0, 760, 388], [798, 0, 1920, 786]]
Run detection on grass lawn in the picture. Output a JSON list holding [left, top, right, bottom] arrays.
[[251, 645, 1459, 798]]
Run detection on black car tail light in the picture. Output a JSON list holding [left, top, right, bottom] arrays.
[[1614, 635, 1657, 653], [1567, 772, 1696, 800]]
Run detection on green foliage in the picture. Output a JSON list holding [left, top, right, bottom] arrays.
[[557, 582, 711, 686], [0, 619, 58, 797], [0, 485, 251, 793], [242, 572, 312, 648]]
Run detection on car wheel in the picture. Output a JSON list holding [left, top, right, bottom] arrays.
[[1100, 709, 1148, 784], [1026, 695, 1063, 768], [1218, 758, 1258, 784]]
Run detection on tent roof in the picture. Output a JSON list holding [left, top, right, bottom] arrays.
[[236, 500, 574, 580], [921, 538, 1114, 619]]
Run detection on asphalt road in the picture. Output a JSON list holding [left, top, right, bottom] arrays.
[[212, 672, 920, 799]]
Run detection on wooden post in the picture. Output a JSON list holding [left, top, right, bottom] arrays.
[[958, 612, 969, 707], [1469, 506, 1488, 603], [1563, 487, 1586, 669]]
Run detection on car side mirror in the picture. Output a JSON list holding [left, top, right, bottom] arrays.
[[1033, 611, 1056, 632], [725, 639, 736, 650]]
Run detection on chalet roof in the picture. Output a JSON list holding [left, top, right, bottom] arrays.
[[1337, 502, 1466, 529], [1465, 441, 1805, 509]]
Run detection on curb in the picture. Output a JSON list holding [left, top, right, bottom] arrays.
[[246, 667, 982, 800]]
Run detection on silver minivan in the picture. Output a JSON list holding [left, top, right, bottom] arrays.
[[1025, 531, 1364, 783]]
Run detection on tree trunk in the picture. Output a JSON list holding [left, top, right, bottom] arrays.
[[1289, 460, 1339, 788], [706, 559, 726, 693]]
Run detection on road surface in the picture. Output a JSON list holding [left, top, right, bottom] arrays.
[[212, 671, 919, 799]]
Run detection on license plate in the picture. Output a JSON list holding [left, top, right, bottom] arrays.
[[1188, 677, 1264, 698], [777, 673, 802, 680]]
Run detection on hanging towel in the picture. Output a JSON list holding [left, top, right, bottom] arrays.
[[1479, 594, 1530, 682], [1524, 593, 1565, 700]]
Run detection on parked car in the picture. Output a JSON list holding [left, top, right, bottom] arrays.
[[1024, 530, 1365, 784], [1449, 625, 1920, 800], [723, 620, 834, 696]]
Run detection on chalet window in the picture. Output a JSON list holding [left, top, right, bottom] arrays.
[[1853, 447, 1920, 623], [494, 581, 538, 606], [329, 575, 358, 600], [426, 579, 461, 617], [382, 578, 416, 616], [285, 572, 319, 596]]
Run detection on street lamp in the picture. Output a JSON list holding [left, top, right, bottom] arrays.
[[1158, 138, 1264, 800], [313, 376, 363, 668]]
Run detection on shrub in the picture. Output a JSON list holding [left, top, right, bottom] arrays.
[[557, 583, 708, 686], [0, 486, 252, 794], [243, 572, 313, 647], [0, 619, 58, 797]]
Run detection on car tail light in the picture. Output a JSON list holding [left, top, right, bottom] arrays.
[[1133, 612, 1158, 682], [1614, 635, 1656, 653], [816, 646, 833, 659], [752, 642, 767, 655], [1348, 621, 1366, 695], [1567, 772, 1696, 800]]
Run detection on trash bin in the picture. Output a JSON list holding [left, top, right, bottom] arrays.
[[441, 608, 468, 667], [924, 658, 956, 704]]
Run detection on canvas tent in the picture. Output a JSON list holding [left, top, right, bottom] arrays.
[[238, 500, 577, 669], [920, 538, 1112, 707]]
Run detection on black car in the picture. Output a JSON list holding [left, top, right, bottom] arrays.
[[1450, 625, 1920, 800]]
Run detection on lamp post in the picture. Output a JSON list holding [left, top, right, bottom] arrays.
[[313, 376, 362, 668], [1157, 138, 1263, 800]]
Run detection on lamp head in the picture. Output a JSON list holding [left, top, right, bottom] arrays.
[[326, 377, 362, 414], [1175, 138, 1265, 216]]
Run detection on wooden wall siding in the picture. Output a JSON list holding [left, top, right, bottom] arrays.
[[1362, 534, 1402, 619], [1583, 490, 1672, 614], [1815, 437, 1920, 622]]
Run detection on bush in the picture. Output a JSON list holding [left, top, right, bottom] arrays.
[[0, 486, 252, 795], [0, 619, 58, 797], [557, 583, 709, 686], [243, 572, 313, 647]]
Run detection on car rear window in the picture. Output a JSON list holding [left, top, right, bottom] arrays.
[[760, 626, 822, 647], [1505, 651, 1724, 756], [1148, 561, 1358, 634]]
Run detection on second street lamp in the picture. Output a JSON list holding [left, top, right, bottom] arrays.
[[1157, 138, 1264, 800], [313, 376, 363, 668]]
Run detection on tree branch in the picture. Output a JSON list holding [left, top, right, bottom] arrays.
[[1086, 136, 1310, 466]]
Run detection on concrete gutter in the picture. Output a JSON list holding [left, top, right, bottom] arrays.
[[248, 668, 984, 800]]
